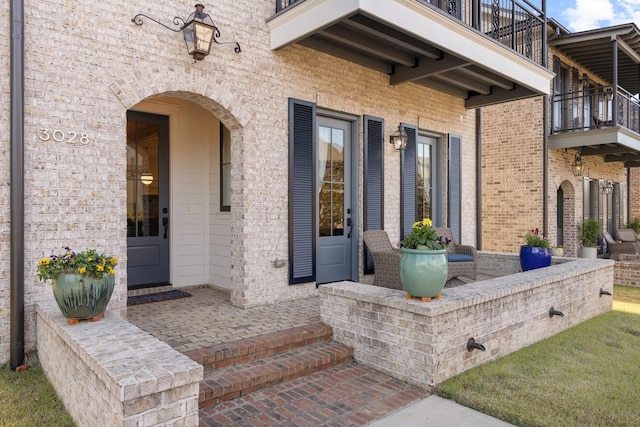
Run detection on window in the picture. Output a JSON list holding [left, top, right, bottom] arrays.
[[318, 124, 345, 237], [417, 139, 433, 220], [220, 123, 231, 212], [401, 128, 443, 239], [552, 57, 570, 132]]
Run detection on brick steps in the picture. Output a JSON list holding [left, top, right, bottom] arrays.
[[187, 323, 354, 408]]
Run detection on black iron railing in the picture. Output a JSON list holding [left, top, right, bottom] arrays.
[[551, 86, 640, 134], [274, 0, 545, 65]]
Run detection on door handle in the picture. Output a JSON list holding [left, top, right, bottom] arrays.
[[346, 217, 352, 239], [162, 217, 168, 239]]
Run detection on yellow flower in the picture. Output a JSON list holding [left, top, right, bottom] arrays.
[[107, 267, 115, 275], [78, 267, 87, 274], [422, 218, 432, 227], [97, 265, 104, 272], [39, 258, 51, 266], [88, 257, 93, 262], [110, 257, 118, 266]]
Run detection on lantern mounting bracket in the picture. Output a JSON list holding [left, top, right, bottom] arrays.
[[131, 5, 241, 60], [131, 14, 186, 33]]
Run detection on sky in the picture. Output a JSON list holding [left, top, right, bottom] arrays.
[[546, 0, 640, 32]]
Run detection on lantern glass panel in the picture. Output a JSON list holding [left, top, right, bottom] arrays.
[[194, 22, 214, 54], [183, 22, 196, 54]]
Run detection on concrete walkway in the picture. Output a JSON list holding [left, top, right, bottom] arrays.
[[368, 395, 515, 427]]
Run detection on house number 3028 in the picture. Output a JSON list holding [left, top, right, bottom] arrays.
[[38, 128, 91, 145]]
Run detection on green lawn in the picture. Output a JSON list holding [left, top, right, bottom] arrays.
[[0, 354, 74, 427], [435, 285, 640, 427]]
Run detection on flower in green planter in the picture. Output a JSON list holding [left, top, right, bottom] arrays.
[[401, 218, 449, 250], [37, 246, 118, 281], [524, 228, 550, 248]]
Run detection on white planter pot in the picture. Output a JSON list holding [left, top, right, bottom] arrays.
[[581, 247, 597, 259]]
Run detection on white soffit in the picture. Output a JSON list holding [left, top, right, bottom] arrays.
[[268, 0, 554, 95]]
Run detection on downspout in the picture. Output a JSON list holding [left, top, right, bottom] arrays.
[[10, 0, 25, 370], [542, 0, 549, 238], [476, 108, 482, 250], [628, 167, 631, 221]]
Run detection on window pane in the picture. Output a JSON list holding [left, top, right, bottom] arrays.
[[222, 164, 231, 207], [318, 126, 346, 237], [331, 128, 344, 182], [417, 141, 432, 220], [127, 121, 159, 237], [319, 126, 331, 183], [332, 183, 344, 235], [319, 182, 331, 236], [220, 124, 231, 211]]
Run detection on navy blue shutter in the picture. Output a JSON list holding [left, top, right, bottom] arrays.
[[400, 124, 417, 239], [288, 98, 316, 284], [363, 116, 384, 274], [448, 134, 462, 241]]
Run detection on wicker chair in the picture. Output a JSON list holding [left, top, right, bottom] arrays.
[[433, 227, 477, 280], [362, 230, 402, 290], [615, 229, 640, 251], [605, 230, 640, 260]]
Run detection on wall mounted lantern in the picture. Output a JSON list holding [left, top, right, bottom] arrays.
[[132, 4, 241, 61], [389, 125, 408, 151], [571, 152, 584, 176], [579, 73, 589, 87], [601, 180, 613, 194]]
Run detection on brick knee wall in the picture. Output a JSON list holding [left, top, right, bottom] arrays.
[[615, 254, 640, 288], [36, 301, 202, 427], [319, 258, 613, 389]]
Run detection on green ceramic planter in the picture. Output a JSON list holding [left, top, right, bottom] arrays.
[[400, 248, 448, 298], [52, 273, 115, 321]]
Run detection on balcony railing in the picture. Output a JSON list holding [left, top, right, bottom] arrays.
[[551, 86, 640, 134], [274, 0, 545, 65]]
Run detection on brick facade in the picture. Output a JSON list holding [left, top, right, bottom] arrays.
[[0, 0, 479, 364], [481, 49, 630, 256]]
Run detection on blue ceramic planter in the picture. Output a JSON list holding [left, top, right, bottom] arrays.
[[400, 248, 448, 298], [519, 245, 552, 271]]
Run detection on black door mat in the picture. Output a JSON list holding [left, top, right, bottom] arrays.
[[127, 289, 192, 306]]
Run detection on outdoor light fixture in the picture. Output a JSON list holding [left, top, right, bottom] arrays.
[[389, 125, 408, 151], [579, 73, 589, 87], [601, 180, 613, 194], [571, 152, 584, 176], [131, 4, 241, 61], [141, 172, 154, 185]]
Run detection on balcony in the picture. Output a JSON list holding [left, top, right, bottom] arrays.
[[548, 87, 640, 166], [547, 23, 640, 166], [268, 0, 553, 108]]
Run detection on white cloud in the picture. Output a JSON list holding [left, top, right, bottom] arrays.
[[557, 0, 640, 31], [564, 0, 615, 31], [616, 0, 640, 24]]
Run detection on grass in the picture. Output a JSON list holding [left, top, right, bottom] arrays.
[[435, 285, 640, 427], [0, 354, 75, 427]]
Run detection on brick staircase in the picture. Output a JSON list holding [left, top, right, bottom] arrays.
[[183, 322, 354, 409]]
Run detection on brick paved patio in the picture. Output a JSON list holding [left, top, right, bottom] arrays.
[[127, 286, 431, 426]]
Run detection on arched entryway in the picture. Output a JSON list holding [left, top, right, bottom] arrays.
[[110, 66, 254, 304], [557, 180, 577, 257]]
